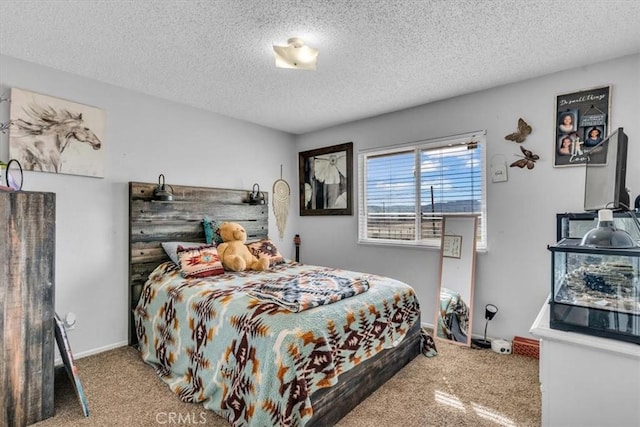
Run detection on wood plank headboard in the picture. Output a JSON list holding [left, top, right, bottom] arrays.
[[128, 181, 269, 345]]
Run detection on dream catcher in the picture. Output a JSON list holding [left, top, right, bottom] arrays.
[[505, 118, 532, 143], [510, 146, 539, 170], [272, 165, 290, 240]]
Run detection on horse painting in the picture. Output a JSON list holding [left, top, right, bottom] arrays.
[[9, 88, 105, 177]]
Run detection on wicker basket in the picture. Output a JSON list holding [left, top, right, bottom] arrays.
[[512, 336, 540, 359]]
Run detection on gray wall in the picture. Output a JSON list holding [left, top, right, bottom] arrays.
[[1, 53, 638, 356], [0, 54, 298, 356], [295, 54, 640, 343]]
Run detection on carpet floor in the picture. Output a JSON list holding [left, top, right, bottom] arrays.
[[34, 339, 540, 427]]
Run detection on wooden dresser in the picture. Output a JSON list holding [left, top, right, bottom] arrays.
[[0, 191, 56, 426]]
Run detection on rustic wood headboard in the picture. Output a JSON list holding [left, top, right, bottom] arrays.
[[128, 181, 269, 345]]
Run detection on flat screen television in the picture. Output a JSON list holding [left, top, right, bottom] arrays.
[[584, 127, 629, 211]]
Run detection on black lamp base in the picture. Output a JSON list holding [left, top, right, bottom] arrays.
[[472, 338, 492, 349]]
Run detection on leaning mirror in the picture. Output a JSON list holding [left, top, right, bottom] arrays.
[[434, 215, 478, 347]]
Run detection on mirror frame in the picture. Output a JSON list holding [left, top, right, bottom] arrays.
[[434, 215, 478, 347]]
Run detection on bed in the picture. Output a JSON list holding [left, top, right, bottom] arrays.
[[128, 181, 433, 426]]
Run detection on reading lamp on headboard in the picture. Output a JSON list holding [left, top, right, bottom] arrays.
[[153, 174, 173, 201]]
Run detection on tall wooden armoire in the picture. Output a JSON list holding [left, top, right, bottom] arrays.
[[0, 191, 56, 426]]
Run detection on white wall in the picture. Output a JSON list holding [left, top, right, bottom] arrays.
[[1, 53, 638, 356], [295, 54, 640, 343], [0, 55, 298, 356]]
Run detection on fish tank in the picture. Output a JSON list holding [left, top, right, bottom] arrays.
[[548, 238, 640, 344]]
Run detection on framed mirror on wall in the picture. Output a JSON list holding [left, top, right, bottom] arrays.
[[434, 215, 478, 347]]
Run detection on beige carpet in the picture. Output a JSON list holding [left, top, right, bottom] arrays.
[[34, 340, 540, 427]]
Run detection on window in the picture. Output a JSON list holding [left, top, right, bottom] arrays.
[[358, 132, 486, 249]]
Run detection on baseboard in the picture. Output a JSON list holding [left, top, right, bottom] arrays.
[[55, 340, 128, 366]]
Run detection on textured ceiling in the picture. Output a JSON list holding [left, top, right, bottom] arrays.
[[1, 0, 639, 135]]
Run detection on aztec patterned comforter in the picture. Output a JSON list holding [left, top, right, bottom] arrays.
[[134, 261, 421, 426]]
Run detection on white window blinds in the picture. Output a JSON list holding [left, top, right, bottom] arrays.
[[358, 132, 487, 249]]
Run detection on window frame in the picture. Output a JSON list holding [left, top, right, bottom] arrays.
[[358, 131, 487, 250]]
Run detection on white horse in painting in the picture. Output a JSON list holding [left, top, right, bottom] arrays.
[[10, 104, 102, 173]]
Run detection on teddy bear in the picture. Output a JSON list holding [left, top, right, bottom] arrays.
[[216, 222, 269, 272]]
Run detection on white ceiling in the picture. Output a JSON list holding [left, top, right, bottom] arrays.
[[1, 0, 639, 135]]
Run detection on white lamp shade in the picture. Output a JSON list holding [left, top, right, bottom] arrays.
[[273, 38, 318, 70]]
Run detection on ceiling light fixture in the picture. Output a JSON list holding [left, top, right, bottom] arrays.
[[273, 37, 318, 71]]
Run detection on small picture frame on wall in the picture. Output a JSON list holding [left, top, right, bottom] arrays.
[[442, 234, 462, 259], [554, 85, 610, 167], [299, 142, 353, 216]]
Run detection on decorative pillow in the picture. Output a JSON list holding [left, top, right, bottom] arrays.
[[161, 241, 206, 265], [246, 239, 285, 267], [176, 244, 224, 278], [203, 217, 224, 246]]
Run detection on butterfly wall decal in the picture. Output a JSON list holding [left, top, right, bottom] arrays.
[[505, 118, 532, 143], [510, 146, 539, 170]]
